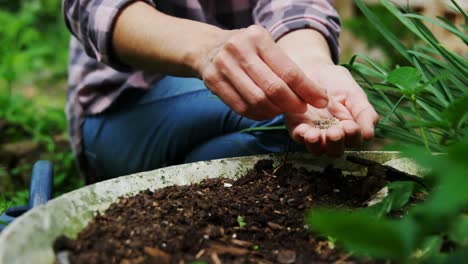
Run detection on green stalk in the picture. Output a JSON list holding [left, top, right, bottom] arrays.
[[412, 98, 430, 151]]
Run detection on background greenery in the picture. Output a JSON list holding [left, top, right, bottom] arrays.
[[310, 0, 467, 262], [0, 0, 467, 261], [0, 0, 82, 210]]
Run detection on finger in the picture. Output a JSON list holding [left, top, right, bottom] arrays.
[[345, 85, 379, 140], [289, 123, 309, 145], [215, 51, 282, 120], [204, 74, 255, 119], [340, 120, 362, 148], [256, 38, 329, 108], [241, 55, 307, 114], [304, 127, 324, 156], [325, 126, 345, 158], [328, 99, 353, 121], [353, 104, 379, 140]]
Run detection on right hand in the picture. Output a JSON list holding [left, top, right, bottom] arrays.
[[197, 25, 329, 120]]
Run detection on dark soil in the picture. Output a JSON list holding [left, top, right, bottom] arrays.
[[54, 159, 395, 264]]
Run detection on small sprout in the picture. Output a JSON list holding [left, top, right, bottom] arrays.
[[237, 216, 246, 228], [252, 245, 260, 251], [327, 236, 336, 250]]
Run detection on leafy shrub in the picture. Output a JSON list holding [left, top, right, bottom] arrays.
[[308, 0, 468, 262], [0, 0, 68, 93], [346, 0, 467, 151], [343, 4, 413, 66], [0, 0, 83, 206]]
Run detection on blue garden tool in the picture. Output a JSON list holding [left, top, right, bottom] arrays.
[[0, 161, 53, 232]]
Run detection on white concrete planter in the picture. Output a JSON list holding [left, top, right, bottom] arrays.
[[0, 151, 423, 264]]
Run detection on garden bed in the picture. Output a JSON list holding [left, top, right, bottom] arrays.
[[53, 158, 416, 264]]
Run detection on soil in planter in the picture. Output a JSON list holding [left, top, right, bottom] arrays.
[[54, 159, 396, 264]]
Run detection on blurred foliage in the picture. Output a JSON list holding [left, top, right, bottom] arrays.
[[346, 0, 467, 152], [343, 4, 414, 66], [309, 140, 468, 263], [0, 0, 69, 93], [309, 0, 468, 262], [0, 0, 83, 207], [0, 195, 9, 225]]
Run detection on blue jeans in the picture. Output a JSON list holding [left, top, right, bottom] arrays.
[[83, 76, 303, 179]]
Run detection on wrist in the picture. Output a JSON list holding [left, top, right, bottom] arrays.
[[189, 27, 232, 78], [277, 29, 334, 67]]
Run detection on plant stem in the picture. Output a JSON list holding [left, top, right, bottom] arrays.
[[412, 98, 430, 151]]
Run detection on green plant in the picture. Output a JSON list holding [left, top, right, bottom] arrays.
[[307, 0, 468, 262], [308, 139, 468, 262], [0, 195, 9, 225], [0, 0, 83, 210], [343, 4, 413, 66], [0, 1, 68, 84], [237, 215, 247, 228], [346, 0, 467, 152]]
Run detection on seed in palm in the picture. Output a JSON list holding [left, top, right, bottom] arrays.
[[312, 118, 339, 129]]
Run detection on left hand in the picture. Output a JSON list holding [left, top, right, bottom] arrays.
[[285, 63, 379, 157]]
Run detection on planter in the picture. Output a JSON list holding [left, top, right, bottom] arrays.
[[0, 151, 423, 263]]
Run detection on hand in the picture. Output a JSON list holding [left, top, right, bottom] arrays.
[[286, 64, 379, 157], [198, 25, 329, 120]]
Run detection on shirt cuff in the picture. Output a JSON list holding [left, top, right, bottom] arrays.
[[87, 0, 139, 71], [268, 17, 341, 64]]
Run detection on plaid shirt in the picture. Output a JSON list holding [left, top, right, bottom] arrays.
[[62, 0, 341, 179]]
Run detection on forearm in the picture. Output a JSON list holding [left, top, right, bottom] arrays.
[[112, 1, 226, 76], [276, 29, 334, 67]]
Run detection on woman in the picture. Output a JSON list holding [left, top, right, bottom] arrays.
[[62, 0, 379, 182]]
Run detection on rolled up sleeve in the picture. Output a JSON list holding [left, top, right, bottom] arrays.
[[253, 0, 341, 63], [62, 0, 153, 70]]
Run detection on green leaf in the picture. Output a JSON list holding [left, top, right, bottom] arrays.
[[416, 99, 443, 121], [0, 194, 10, 225], [387, 67, 423, 92], [412, 236, 443, 262], [350, 62, 386, 79], [0, 195, 9, 215], [354, 0, 411, 62], [449, 0, 468, 21], [449, 215, 468, 245], [442, 95, 468, 128], [381, 95, 405, 124], [307, 209, 416, 260], [404, 14, 468, 44], [349, 54, 389, 77], [403, 141, 468, 218], [237, 215, 246, 228], [364, 181, 416, 218], [388, 182, 416, 211]]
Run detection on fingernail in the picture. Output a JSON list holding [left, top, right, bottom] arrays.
[[316, 98, 329, 108]]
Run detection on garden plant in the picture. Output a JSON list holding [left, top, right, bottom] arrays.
[[0, 0, 83, 208], [310, 0, 468, 262]]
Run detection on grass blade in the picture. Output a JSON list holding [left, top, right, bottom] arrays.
[[354, 0, 411, 62]]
